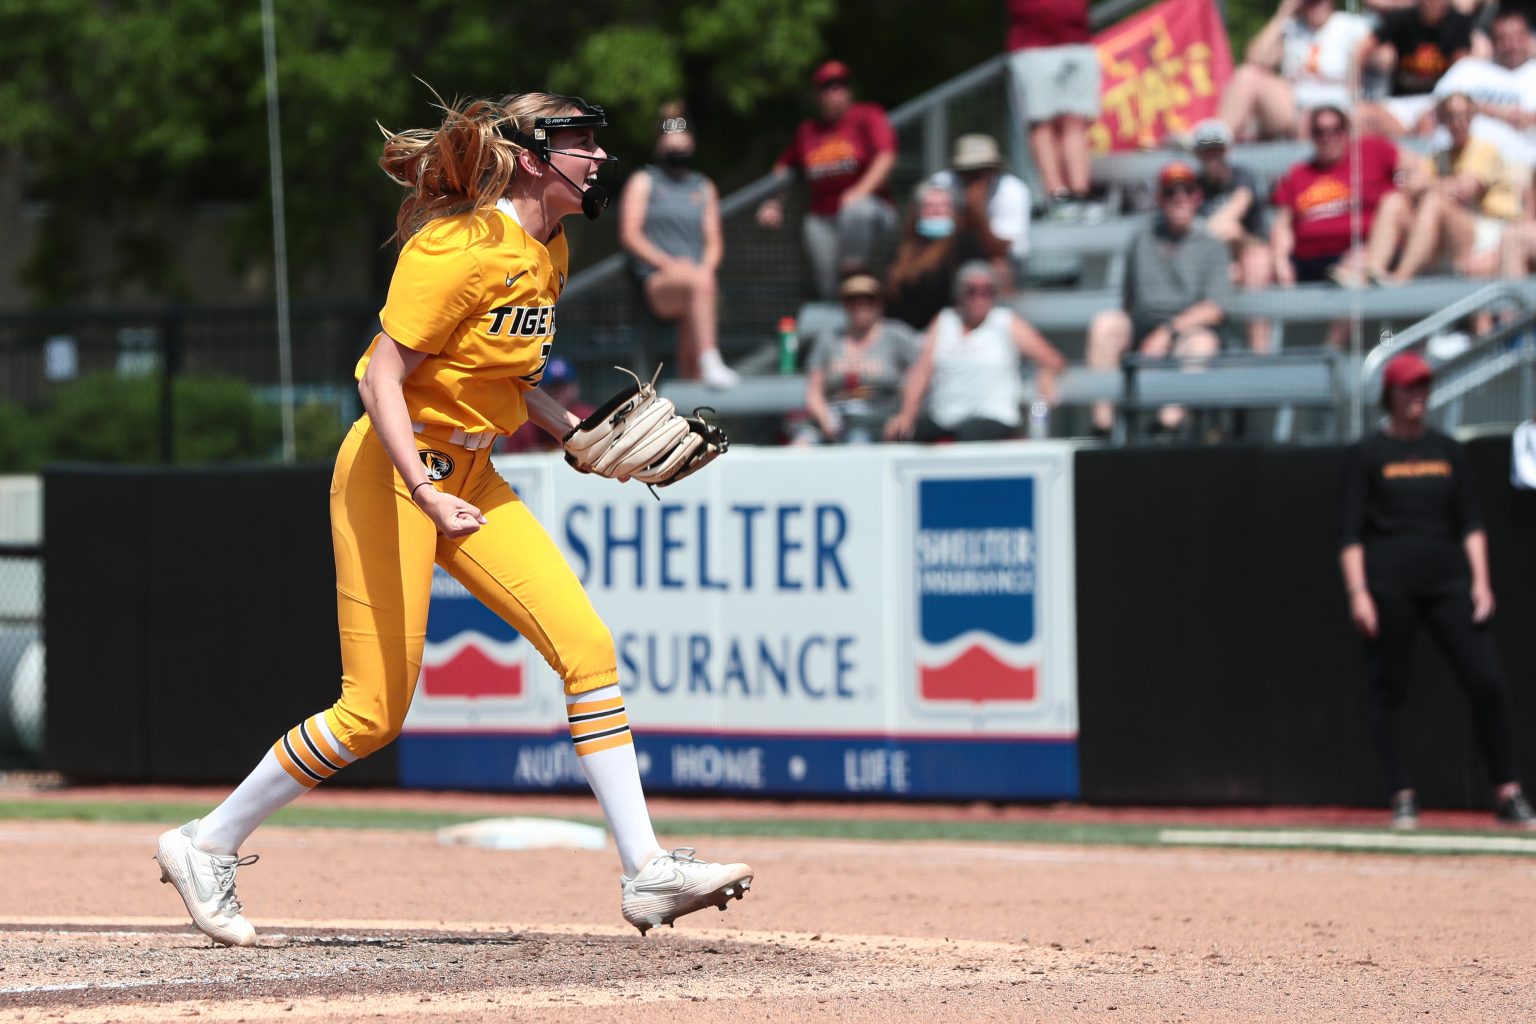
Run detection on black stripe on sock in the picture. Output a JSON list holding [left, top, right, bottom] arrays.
[[282, 733, 327, 783], [567, 707, 625, 724], [571, 724, 631, 747], [300, 720, 344, 773]]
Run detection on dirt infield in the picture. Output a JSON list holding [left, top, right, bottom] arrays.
[[2, 805, 1534, 1023]]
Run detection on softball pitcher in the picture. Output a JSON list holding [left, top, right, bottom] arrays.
[[155, 91, 747, 946]]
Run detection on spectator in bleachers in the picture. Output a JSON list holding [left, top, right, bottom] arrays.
[[885, 183, 996, 331], [755, 60, 898, 300], [498, 358, 595, 454], [886, 261, 1064, 443], [1085, 163, 1230, 434], [1357, 0, 1479, 136], [927, 133, 1031, 285], [1007, 0, 1099, 216], [1428, 7, 1536, 168], [1271, 106, 1407, 292], [1495, 181, 1536, 276], [1218, 0, 1374, 141], [1364, 92, 1521, 282], [618, 106, 738, 389], [1192, 120, 1275, 353], [792, 274, 921, 445]]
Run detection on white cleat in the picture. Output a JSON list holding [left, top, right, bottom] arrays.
[[155, 819, 259, 947], [621, 847, 754, 935]]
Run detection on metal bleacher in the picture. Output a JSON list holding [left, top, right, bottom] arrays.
[[559, 0, 1519, 444], [664, 279, 1536, 444]]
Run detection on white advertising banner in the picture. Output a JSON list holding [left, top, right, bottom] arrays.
[[399, 442, 1079, 799]]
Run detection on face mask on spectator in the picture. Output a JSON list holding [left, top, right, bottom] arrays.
[[917, 216, 954, 239], [660, 150, 693, 170]]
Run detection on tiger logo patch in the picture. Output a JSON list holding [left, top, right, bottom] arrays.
[[420, 450, 455, 481]]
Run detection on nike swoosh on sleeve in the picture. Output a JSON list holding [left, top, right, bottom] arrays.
[[506, 271, 527, 288]]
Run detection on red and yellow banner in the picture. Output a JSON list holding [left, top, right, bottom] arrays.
[[1090, 0, 1233, 153]]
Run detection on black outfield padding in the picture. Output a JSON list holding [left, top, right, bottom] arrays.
[[1074, 439, 1536, 810], [43, 465, 395, 785]]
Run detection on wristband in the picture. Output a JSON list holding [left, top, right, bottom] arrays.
[[410, 480, 433, 500]]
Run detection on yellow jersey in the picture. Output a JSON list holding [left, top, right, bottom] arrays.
[[356, 198, 568, 435]]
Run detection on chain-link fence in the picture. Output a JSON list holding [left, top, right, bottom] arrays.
[[0, 543, 43, 767], [0, 304, 374, 469]]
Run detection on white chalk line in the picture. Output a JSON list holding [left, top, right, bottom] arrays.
[[1158, 828, 1536, 854]]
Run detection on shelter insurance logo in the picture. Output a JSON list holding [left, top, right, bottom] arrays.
[[420, 568, 525, 699], [914, 476, 1038, 702]]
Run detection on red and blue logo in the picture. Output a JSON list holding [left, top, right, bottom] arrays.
[[914, 476, 1038, 702], [421, 568, 525, 699]]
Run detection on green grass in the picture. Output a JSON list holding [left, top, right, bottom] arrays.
[[3, 799, 1532, 856], [0, 799, 1159, 844], [0, 800, 493, 832]]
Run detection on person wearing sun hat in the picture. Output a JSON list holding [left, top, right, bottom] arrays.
[[926, 133, 1032, 283], [755, 60, 899, 299], [793, 273, 922, 445], [1340, 350, 1535, 831]]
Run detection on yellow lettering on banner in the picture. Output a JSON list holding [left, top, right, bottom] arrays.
[[1185, 42, 1215, 97], [1094, 12, 1224, 151]]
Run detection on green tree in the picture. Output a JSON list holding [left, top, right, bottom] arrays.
[[0, 401, 43, 472], [31, 372, 282, 465], [1222, 0, 1273, 62], [0, 0, 836, 304]]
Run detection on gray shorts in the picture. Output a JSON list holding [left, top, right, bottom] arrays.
[[1010, 44, 1102, 122]]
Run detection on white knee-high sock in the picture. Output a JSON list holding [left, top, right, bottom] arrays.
[[567, 685, 661, 877], [194, 712, 357, 856]]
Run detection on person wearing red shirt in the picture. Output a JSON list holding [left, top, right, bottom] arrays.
[[1270, 106, 1411, 286], [756, 60, 899, 299], [1007, 0, 1101, 215]]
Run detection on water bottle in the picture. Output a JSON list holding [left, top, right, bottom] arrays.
[[777, 317, 798, 374], [1027, 399, 1050, 439]]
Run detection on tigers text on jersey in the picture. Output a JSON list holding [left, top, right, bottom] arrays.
[[355, 197, 568, 435]]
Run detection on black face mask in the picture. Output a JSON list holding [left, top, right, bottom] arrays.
[[660, 150, 694, 170]]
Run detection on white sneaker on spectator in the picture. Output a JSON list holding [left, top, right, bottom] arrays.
[[699, 349, 740, 389]]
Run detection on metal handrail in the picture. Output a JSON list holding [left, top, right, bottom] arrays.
[[1356, 281, 1536, 402], [1427, 310, 1536, 431]]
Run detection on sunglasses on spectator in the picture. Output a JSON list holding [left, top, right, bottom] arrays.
[[841, 294, 881, 305], [818, 79, 849, 91], [1314, 123, 1346, 137], [961, 284, 995, 297], [1160, 183, 1199, 199]]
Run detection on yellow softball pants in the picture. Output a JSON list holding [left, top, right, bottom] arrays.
[[323, 418, 618, 758]]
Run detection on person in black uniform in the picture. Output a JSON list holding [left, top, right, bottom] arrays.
[[1340, 351, 1535, 830]]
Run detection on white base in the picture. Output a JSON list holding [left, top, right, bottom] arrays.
[[436, 816, 609, 852]]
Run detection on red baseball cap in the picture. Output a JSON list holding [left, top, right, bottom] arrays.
[[1383, 351, 1433, 389], [812, 60, 851, 87], [1157, 162, 1198, 190]]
